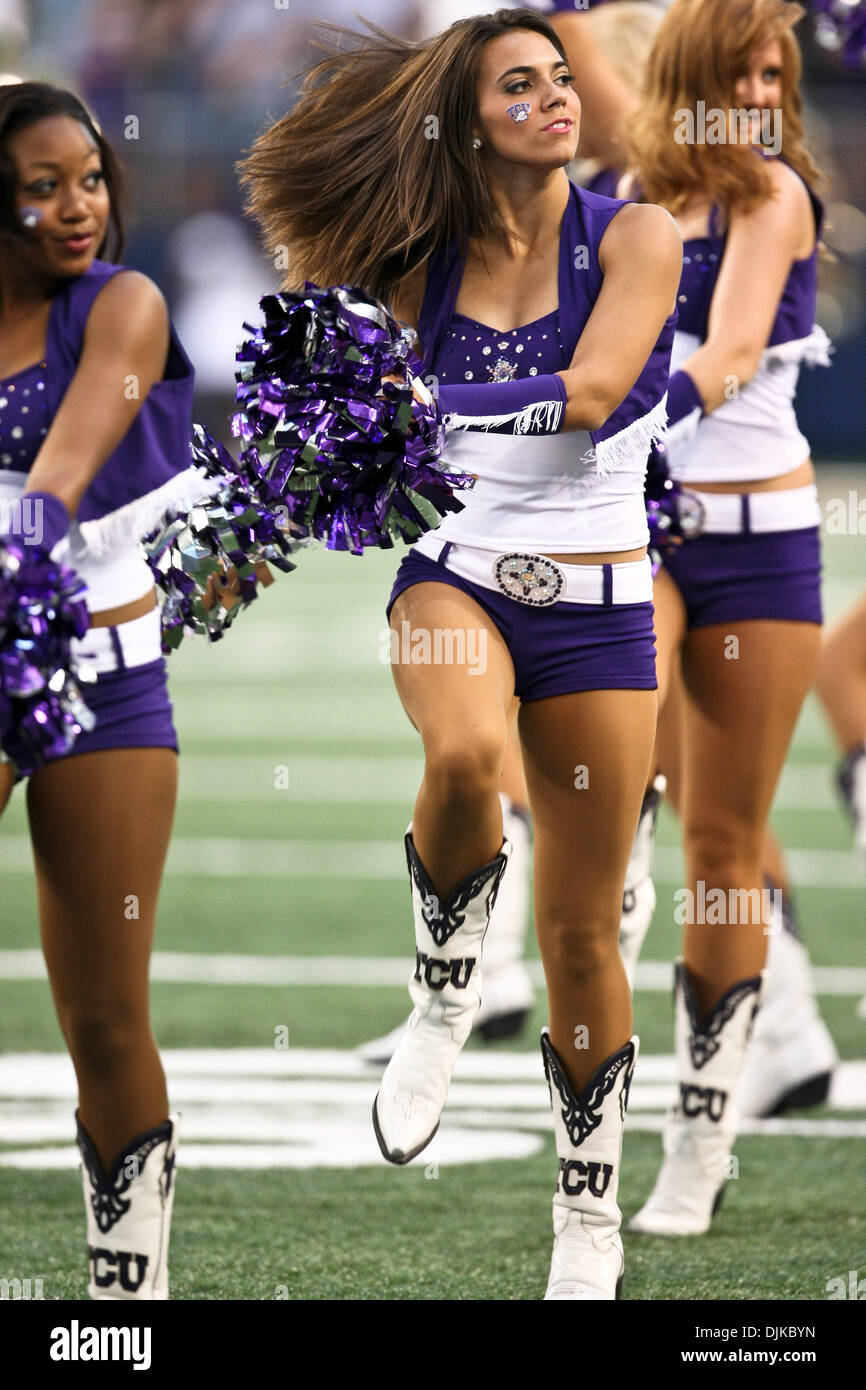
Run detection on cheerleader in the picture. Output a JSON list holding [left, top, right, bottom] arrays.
[[612, 0, 832, 1236], [0, 81, 203, 1297], [240, 7, 680, 1298]]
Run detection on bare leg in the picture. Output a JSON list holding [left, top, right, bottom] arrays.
[[389, 582, 515, 896], [519, 687, 657, 1088], [501, 697, 529, 810], [27, 747, 177, 1169], [660, 657, 793, 893], [815, 591, 866, 753], [644, 566, 687, 795], [0, 762, 14, 819], [679, 621, 821, 1016]]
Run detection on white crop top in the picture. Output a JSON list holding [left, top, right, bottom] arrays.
[[0, 471, 155, 612], [412, 426, 651, 559], [666, 327, 831, 484]]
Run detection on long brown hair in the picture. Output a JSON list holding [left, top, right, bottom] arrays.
[[626, 0, 823, 217], [238, 9, 568, 306]]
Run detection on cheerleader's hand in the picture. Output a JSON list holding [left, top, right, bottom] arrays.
[[380, 371, 433, 407], [203, 567, 242, 612], [202, 561, 274, 612]]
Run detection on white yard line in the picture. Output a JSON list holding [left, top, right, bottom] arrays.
[[0, 1052, 863, 1171], [1, 836, 863, 884], [0, 950, 864, 994]]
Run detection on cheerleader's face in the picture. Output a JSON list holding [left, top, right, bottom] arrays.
[[473, 31, 581, 170], [7, 114, 110, 278], [733, 38, 784, 141]]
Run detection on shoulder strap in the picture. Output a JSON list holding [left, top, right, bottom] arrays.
[[416, 239, 466, 375], [42, 261, 129, 422], [47, 260, 127, 372], [559, 182, 625, 329], [755, 151, 824, 239]]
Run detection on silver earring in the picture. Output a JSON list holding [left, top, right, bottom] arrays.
[[472, 137, 481, 149]]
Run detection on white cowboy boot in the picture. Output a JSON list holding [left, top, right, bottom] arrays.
[[471, 792, 534, 1039], [77, 1111, 179, 1299], [629, 961, 763, 1236], [738, 890, 836, 1116], [373, 827, 511, 1164], [359, 794, 531, 1063], [618, 774, 666, 988], [541, 1029, 639, 1300]]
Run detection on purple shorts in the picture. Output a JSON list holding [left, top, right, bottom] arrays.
[[658, 527, 823, 629], [387, 550, 657, 701], [52, 657, 178, 766]]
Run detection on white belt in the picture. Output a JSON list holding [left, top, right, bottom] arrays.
[[70, 605, 163, 675], [434, 541, 653, 606], [689, 484, 821, 535]]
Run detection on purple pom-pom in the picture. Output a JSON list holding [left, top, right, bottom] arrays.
[[0, 540, 95, 778], [143, 424, 301, 651], [232, 283, 474, 555], [644, 441, 705, 576]]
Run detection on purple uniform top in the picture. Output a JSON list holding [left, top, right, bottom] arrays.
[[0, 260, 201, 558], [676, 165, 823, 348], [418, 178, 675, 475], [664, 156, 830, 482]]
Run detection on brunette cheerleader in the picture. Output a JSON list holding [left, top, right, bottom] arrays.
[[240, 8, 680, 1297]]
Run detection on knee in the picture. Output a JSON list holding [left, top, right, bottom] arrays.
[[59, 1001, 150, 1077], [684, 820, 756, 883], [424, 731, 505, 802], [543, 916, 620, 987]]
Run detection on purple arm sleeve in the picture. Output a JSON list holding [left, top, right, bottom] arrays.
[[666, 369, 704, 427], [438, 372, 568, 436], [0, 491, 71, 553]]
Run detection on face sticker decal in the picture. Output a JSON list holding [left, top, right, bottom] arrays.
[[506, 102, 531, 123], [18, 206, 44, 228]]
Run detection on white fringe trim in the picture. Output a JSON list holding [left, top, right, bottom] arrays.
[[762, 325, 833, 371], [592, 396, 670, 478], [665, 407, 702, 455], [73, 466, 224, 561], [443, 397, 564, 436]]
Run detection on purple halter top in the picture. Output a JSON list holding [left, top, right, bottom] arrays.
[[0, 361, 50, 470], [676, 171, 823, 346], [418, 180, 676, 473], [2, 259, 197, 553]]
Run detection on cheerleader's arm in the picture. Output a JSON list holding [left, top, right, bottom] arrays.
[[675, 159, 815, 417], [557, 201, 682, 432], [22, 270, 171, 518]]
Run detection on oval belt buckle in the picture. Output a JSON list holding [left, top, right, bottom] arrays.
[[493, 552, 565, 607]]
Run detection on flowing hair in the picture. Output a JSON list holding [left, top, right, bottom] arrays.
[[626, 0, 823, 218], [237, 8, 569, 306], [0, 81, 127, 261]]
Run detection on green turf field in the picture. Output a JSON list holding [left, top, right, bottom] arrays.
[[1, 468, 864, 1301]]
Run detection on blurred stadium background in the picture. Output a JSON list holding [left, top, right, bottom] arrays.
[[0, 0, 864, 1300]]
